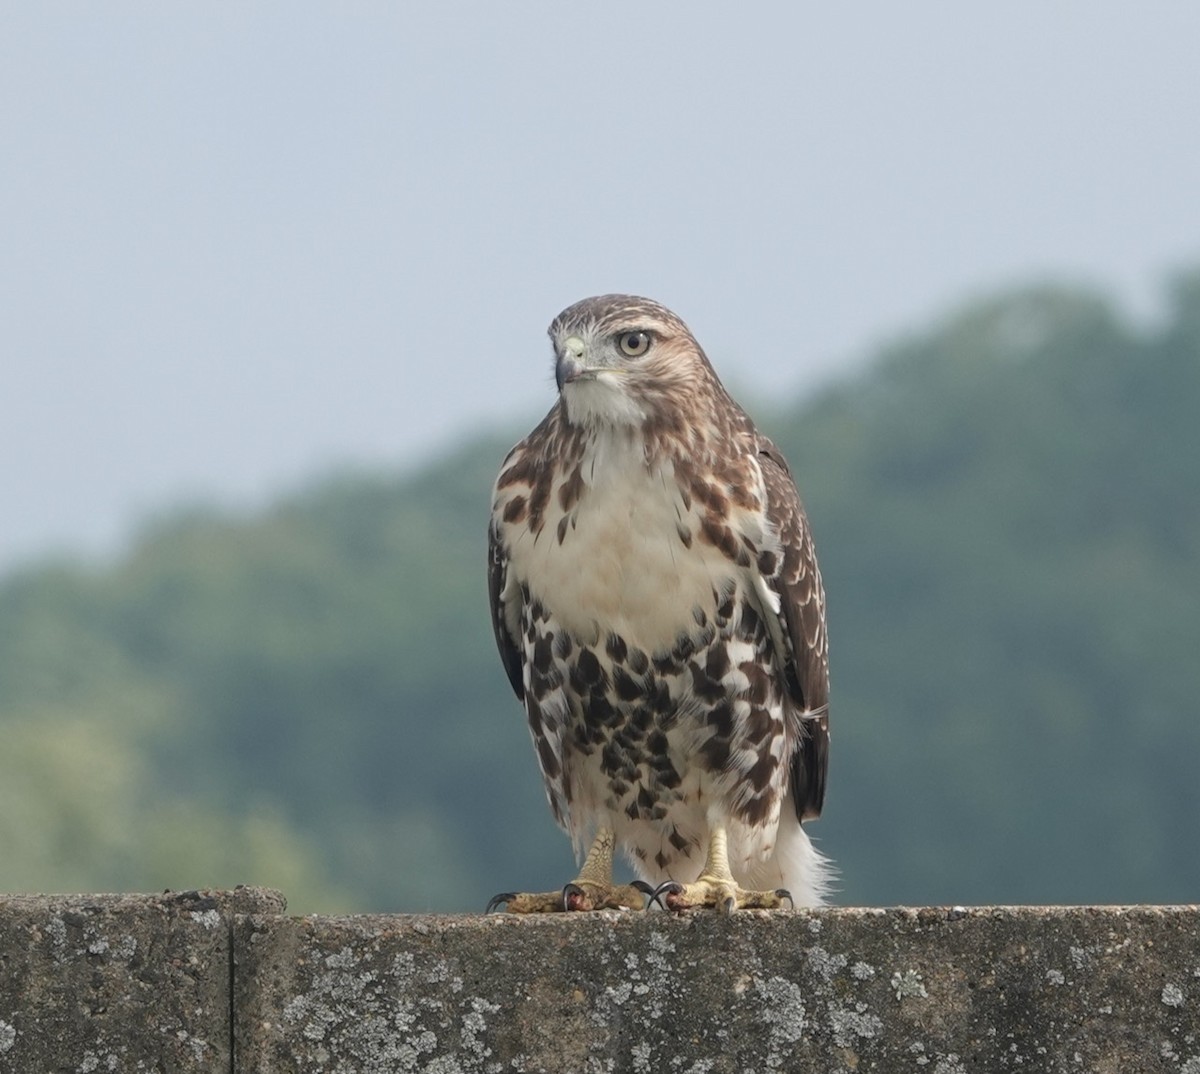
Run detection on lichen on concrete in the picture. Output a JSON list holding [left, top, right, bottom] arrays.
[[234, 904, 1200, 1074], [0, 886, 283, 1073], [3, 894, 1200, 1072]]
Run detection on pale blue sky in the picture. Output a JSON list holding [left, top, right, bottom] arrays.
[[3, 3, 1198, 567]]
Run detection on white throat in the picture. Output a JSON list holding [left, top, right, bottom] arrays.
[[561, 373, 646, 428]]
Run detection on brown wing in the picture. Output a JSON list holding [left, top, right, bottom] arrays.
[[487, 516, 525, 701], [758, 440, 830, 821]]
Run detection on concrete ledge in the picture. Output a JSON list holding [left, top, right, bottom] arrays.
[[236, 905, 1200, 1073], [3, 894, 1199, 1072], [0, 887, 284, 1072]]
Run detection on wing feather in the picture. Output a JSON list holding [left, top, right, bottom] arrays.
[[756, 438, 830, 821], [487, 517, 525, 701]]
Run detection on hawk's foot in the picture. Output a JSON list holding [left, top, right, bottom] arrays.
[[486, 826, 650, 913], [487, 880, 652, 914], [652, 877, 793, 913]]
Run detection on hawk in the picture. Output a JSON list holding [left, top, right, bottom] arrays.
[[487, 295, 831, 912]]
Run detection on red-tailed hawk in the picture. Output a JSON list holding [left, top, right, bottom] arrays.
[[487, 295, 831, 912]]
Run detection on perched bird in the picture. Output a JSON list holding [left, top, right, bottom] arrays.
[[487, 295, 831, 912]]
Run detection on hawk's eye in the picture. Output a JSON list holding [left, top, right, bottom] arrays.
[[617, 331, 651, 358]]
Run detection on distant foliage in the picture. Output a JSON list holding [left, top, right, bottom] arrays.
[[2, 273, 1198, 909]]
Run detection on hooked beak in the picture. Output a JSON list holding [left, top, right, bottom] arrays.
[[555, 335, 590, 391]]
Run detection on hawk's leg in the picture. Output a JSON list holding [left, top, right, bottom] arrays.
[[487, 826, 651, 913], [654, 825, 792, 913]]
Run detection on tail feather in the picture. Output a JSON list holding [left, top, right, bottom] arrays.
[[736, 808, 835, 907]]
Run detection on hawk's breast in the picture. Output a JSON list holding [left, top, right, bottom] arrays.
[[499, 432, 755, 654]]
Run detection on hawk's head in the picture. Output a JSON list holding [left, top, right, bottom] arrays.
[[548, 295, 718, 429]]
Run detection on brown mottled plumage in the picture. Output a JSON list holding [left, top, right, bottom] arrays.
[[488, 295, 831, 911]]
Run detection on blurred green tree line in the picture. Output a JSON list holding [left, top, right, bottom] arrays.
[[2, 272, 1198, 911]]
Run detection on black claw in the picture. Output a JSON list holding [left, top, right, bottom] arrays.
[[722, 896, 736, 914], [562, 882, 587, 911], [486, 892, 515, 914], [775, 888, 794, 909], [630, 880, 656, 907]]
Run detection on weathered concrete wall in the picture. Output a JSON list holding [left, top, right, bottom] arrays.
[[3, 893, 1199, 1073], [0, 887, 284, 1073]]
